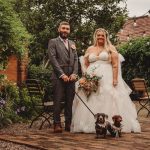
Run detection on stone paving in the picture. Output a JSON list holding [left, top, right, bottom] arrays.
[[0, 102, 150, 150]]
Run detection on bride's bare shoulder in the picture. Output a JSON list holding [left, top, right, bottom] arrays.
[[86, 45, 95, 53]]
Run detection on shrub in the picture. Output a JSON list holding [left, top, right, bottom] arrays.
[[118, 36, 150, 86], [0, 77, 35, 128], [27, 64, 53, 99], [0, 0, 31, 69], [0, 78, 20, 128]]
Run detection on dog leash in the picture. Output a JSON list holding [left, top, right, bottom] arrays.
[[75, 92, 95, 117]]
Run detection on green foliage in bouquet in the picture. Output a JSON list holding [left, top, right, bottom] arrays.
[[78, 72, 102, 98]]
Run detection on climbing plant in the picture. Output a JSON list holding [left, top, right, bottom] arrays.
[[118, 36, 150, 86], [0, 0, 31, 69]]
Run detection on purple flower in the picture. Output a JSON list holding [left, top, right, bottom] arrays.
[[0, 98, 6, 107], [17, 108, 20, 113], [0, 99, 6, 105], [20, 106, 26, 111]]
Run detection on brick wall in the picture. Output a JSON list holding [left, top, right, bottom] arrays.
[[117, 15, 150, 43], [17, 53, 28, 85], [0, 54, 28, 84]]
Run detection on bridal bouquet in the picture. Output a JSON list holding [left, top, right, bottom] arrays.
[[78, 66, 102, 98]]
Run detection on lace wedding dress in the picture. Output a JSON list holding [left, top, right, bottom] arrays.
[[71, 51, 141, 133]]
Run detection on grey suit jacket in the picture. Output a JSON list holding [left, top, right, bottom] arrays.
[[48, 37, 78, 79]]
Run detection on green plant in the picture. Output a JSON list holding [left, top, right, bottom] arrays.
[[0, 79, 20, 128], [16, 86, 36, 119], [118, 36, 150, 86], [0, 0, 31, 69], [27, 64, 53, 99], [14, 0, 127, 65], [0, 78, 37, 128]]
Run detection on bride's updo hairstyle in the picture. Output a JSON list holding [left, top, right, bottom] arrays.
[[93, 28, 117, 53]]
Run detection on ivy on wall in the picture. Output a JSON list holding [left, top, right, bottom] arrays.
[[118, 36, 150, 86], [0, 0, 31, 70]]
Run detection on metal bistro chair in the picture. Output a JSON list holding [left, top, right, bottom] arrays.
[[26, 79, 54, 129], [131, 78, 150, 117]]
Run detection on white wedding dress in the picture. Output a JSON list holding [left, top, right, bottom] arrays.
[[71, 50, 141, 133]]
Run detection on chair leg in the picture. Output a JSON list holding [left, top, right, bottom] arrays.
[[138, 99, 150, 116], [30, 110, 54, 129], [29, 111, 45, 128], [48, 113, 53, 128], [39, 120, 45, 130], [39, 114, 52, 130], [147, 101, 150, 117], [147, 111, 150, 117]]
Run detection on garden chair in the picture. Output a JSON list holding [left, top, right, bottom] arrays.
[[131, 78, 150, 117], [26, 79, 54, 129]]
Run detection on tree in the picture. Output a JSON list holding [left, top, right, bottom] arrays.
[[0, 0, 31, 68], [0, 0, 31, 56], [14, 0, 127, 65]]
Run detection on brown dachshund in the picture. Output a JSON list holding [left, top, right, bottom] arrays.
[[107, 115, 123, 137]]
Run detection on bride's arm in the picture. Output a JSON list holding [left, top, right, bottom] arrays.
[[84, 47, 91, 69], [84, 55, 89, 69], [80, 49, 90, 74], [111, 48, 119, 87]]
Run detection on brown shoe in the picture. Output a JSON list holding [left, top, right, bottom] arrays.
[[65, 123, 71, 132], [54, 123, 62, 133]]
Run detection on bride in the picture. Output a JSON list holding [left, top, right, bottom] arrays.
[[71, 28, 141, 133]]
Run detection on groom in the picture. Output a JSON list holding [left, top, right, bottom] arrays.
[[48, 21, 78, 133]]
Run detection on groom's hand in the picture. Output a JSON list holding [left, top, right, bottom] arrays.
[[61, 75, 69, 82], [69, 74, 77, 81]]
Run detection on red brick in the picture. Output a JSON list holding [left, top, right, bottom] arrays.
[[117, 16, 150, 43], [0, 54, 28, 84]]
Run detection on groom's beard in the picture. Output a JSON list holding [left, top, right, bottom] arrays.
[[59, 32, 69, 39]]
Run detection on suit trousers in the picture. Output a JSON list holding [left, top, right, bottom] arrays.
[[52, 78, 75, 125]]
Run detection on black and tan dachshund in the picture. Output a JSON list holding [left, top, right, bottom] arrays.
[[95, 113, 109, 138]]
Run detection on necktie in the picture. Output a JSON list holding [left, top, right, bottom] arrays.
[[63, 39, 69, 50]]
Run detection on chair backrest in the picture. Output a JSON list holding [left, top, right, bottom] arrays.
[[26, 79, 44, 105], [131, 78, 147, 92], [26, 79, 43, 95], [131, 78, 149, 98]]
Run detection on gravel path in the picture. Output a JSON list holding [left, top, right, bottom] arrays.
[[0, 123, 43, 150], [0, 140, 39, 150]]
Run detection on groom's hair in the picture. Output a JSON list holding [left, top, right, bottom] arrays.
[[59, 21, 70, 28]]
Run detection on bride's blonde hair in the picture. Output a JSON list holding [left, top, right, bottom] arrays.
[[93, 28, 117, 54]]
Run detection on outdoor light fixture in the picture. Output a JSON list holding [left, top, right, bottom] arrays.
[[120, 10, 150, 42], [120, 29, 124, 33], [143, 31, 146, 37], [127, 35, 130, 41], [133, 19, 137, 27]]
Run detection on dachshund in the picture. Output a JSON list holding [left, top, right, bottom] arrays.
[[95, 113, 109, 138], [107, 115, 123, 137]]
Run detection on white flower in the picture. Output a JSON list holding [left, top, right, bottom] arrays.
[[71, 44, 76, 50]]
